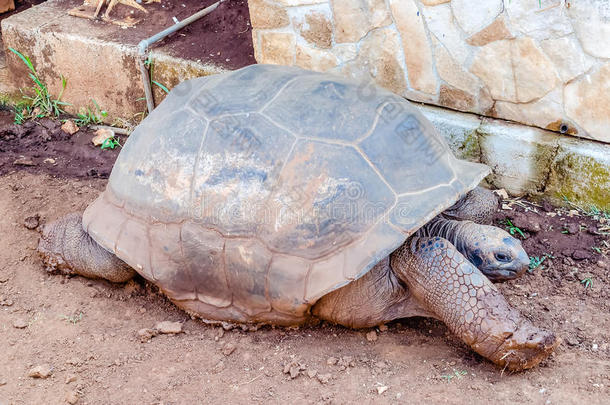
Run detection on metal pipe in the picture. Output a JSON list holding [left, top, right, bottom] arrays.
[[137, 0, 223, 114]]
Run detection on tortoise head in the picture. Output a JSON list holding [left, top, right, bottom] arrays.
[[459, 224, 529, 282]]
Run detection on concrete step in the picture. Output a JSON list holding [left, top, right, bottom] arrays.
[[0, 0, 252, 121]]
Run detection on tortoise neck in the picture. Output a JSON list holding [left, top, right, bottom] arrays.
[[416, 216, 474, 255]]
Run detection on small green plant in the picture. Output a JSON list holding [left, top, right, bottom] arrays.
[[529, 255, 547, 272], [592, 246, 602, 254], [8, 47, 70, 123], [145, 56, 170, 94], [74, 99, 108, 126], [441, 369, 467, 382], [101, 136, 121, 150], [505, 219, 525, 238], [61, 311, 83, 324], [580, 277, 593, 290]]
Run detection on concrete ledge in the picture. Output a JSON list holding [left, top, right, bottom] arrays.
[[1, 0, 227, 121], [419, 104, 610, 210]]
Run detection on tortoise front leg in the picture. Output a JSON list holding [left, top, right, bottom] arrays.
[[391, 237, 559, 371]]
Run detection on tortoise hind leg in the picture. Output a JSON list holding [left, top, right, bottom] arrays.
[[38, 213, 135, 283], [391, 237, 559, 371]]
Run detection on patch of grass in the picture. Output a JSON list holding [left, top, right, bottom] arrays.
[[8, 48, 70, 123], [562, 195, 610, 220], [504, 219, 525, 238], [580, 277, 593, 290], [441, 369, 467, 382], [61, 311, 83, 324], [74, 99, 108, 127]]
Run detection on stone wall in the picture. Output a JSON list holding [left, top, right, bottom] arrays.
[[249, 0, 610, 144]]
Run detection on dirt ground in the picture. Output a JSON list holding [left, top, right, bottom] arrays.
[[0, 116, 609, 404]]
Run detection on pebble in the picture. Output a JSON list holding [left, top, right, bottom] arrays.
[[13, 157, 35, 166], [137, 328, 158, 342], [317, 373, 331, 384], [592, 343, 598, 352], [28, 364, 53, 379], [326, 357, 338, 366], [566, 223, 580, 234], [91, 128, 114, 146], [366, 330, 378, 342], [65, 390, 79, 404], [0, 379, 6, 386], [61, 120, 79, 135], [566, 336, 580, 346], [573, 250, 593, 260], [154, 321, 183, 334], [377, 386, 389, 395], [378, 324, 388, 332], [23, 215, 40, 230], [12, 318, 28, 329], [66, 357, 83, 366], [221, 343, 236, 356], [65, 374, 78, 384], [307, 369, 317, 378]]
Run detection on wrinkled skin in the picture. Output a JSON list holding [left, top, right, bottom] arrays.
[[418, 218, 529, 282], [315, 237, 559, 371]]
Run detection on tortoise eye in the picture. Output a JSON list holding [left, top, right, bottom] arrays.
[[495, 253, 511, 263]]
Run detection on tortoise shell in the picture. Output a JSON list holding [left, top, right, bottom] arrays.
[[82, 65, 489, 324]]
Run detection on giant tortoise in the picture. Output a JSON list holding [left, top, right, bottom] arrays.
[[39, 64, 559, 371]]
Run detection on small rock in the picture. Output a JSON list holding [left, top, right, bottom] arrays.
[[221, 342, 236, 356], [592, 343, 598, 352], [317, 373, 332, 384], [0, 298, 13, 306], [377, 386, 389, 395], [13, 156, 35, 166], [307, 369, 317, 378], [91, 128, 114, 146], [378, 324, 388, 332], [65, 374, 77, 384], [137, 328, 158, 342], [573, 250, 593, 260], [597, 260, 607, 269], [28, 364, 53, 379], [566, 223, 580, 234], [65, 390, 79, 404], [154, 321, 182, 334], [43, 158, 56, 164], [326, 357, 338, 366], [289, 365, 299, 379], [12, 318, 28, 329], [493, 188, 509, 199], [566, 336, 580, 346], [0, 379, 6, 386], [23, 215, 40, 230], [366, 330, 378, 342], [61, 120, 79, 135], [339, 356, 355, 368], [65, 357, 83, 366]]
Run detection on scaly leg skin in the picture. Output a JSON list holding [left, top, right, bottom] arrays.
[[443, 186, 499, 224], [392, 237, 560, 371], [38, 213, 135, 283]]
